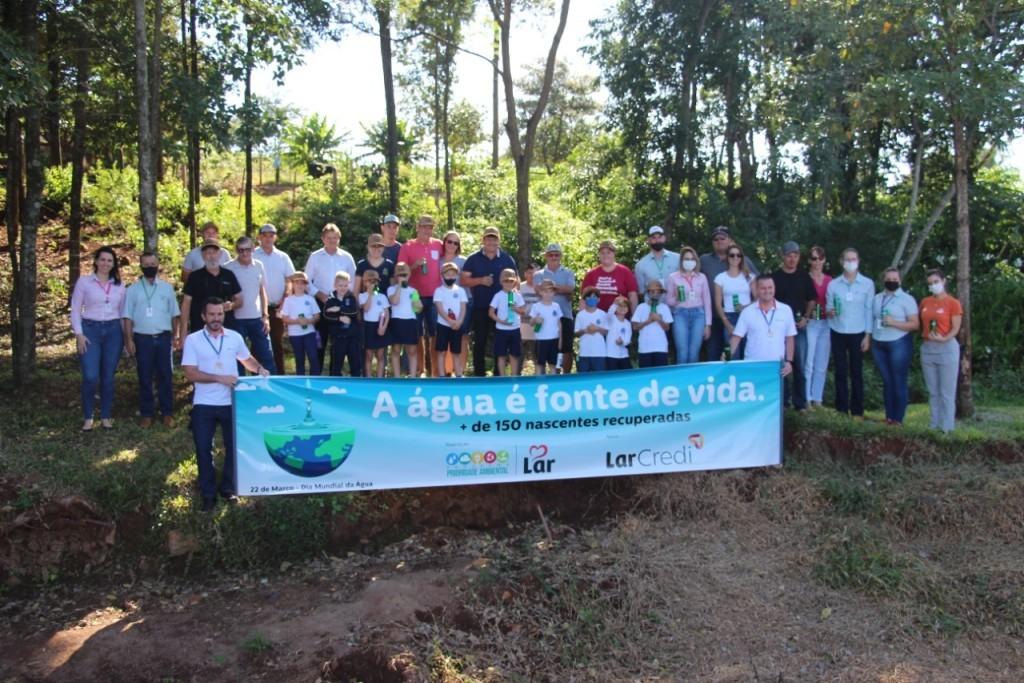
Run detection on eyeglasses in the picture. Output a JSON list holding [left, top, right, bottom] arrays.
[[502, 279, 517, 283], [445, 240, 460, 246], [237, 248, 253, 253], [728, 253, 742, 258]]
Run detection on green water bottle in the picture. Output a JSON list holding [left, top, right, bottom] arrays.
[[814, 303, 822, 320], [533, 318, 543, 333], [420, 258, 428, 275], [506, 291, 515, 325], [298, 312, 308, 331], [410, 288, 423, 314], [833, 295, 842, 317], [731, 293, 740, 310], [880, 307, 890, 327], [678, 285, 686, 302], [929, 319, 938, 335]]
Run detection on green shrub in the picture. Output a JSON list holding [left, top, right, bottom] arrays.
[[44, 164, 73, 214], [971, 262, 1024, 372]]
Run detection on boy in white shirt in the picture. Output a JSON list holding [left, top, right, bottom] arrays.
[[632, 280, 672, 367], [575, 285, 608, 372], [387, 262, 422, 377], [489, 268, 527, 376], [358, 270, 390, 377], [433, 261, 469, 377], [605, 296, 633, 370], [528, 279, 562, 375]]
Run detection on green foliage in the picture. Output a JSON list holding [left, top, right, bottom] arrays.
[[283, 113, 345, 170], [43, 165, 74, 214], [239, 632, 274, 654], [970, 262, 1024, 372], [815, 524, 911, 596], [361, 118, 424, 165], [85, 166, 143, 242]]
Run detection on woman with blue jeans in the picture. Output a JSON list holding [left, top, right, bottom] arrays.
[[713, 245, 755, 360], [870, 268, 919, 425], [70, 246, 126, 431], [664, 246, 711, 363], [804, 246, 832, 408]]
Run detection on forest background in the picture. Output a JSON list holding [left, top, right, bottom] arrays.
[[2, 0, 1024, 416]]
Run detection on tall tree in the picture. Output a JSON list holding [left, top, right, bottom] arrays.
[[375, 0, 400, 213], [133, 0, 157, 251], [489, 0, 571, 267], [516, 59, 598, 173], [68, 0, 91, 292]]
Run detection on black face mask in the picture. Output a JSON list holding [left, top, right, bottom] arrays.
[[650, 242, 665, 252], [884, 281, 899, 292], [443, 277, 457, 287], [142, 266, 158, 279]]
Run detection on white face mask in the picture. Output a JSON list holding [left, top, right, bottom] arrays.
[[843, 260, 859, 273], [929, 281, 945, 295], [682, 259, 697, 272]]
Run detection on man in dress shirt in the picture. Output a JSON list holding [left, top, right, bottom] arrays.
[[224, 235, 276, 374], [182, 298, 269, 512], [730, 274, 796, 376], [634, 225, 680, 293], [181, 222, 230, 282], [304, 223, 357, 369], [253, 223, 295, 374], [123, 252, 180, 427]]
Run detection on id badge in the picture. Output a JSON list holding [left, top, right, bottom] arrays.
[[145, 306, 154, 318], [431, 250, 440, 261], [845, 291, 854, 302], [104, 301, 113, 314]]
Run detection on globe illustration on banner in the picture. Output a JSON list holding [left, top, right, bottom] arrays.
[[263, 398, 354, 477]]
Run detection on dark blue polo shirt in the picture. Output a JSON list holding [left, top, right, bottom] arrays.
[[463, 248, 517, 310]]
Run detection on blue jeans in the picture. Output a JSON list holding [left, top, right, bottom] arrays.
[[724, 312, 745, 360], [290, 332, 321, 375], [228, 317, 276, 374], [79, 319, 123, 420], [672, 307, 705, 364], [134, 331, 173, 418], [872, 334, 913, 423], [804, 319, 831, 403], [190, 404, 234, 500], [783, 328, 808, 410]]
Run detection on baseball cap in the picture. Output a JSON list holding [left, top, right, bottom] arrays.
[[598, 239, 616, 252], [544, 243, 563, 254], [482, 226, 501, 239], [441, 261, 459, 274], [648, 225, 664, 236], [382, 214, 401, 224], [711, 226, 731, 239], [258, 223, 277, 234], [782, 240, 800, 255], [200, 239, 221, 251], [367, 234, 384, 247]]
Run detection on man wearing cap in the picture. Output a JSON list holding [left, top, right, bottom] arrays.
[[462, 226, 517, 376], [398, 215, 444, 376], [534, 243, 576, 374], [180, 239, 243, 337], [181, 221, 231, 282], [772, 241, 816, 410], [224, 235, 277, 374], [634, 225, 679, 294], [581, 240, 639, 313], [700, 226, 759, 362], [253, 223, 295, 374], [122, 251, 180, 427], [380, 214, 402, 265], [305, 223, 357, 370]]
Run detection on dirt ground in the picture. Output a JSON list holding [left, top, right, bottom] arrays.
[[2, 469, 1022, 683]]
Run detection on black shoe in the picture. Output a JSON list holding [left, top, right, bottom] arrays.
[[201, 497, 217, 512]]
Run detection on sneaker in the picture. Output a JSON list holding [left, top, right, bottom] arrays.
[[201, 497, 217, 512]]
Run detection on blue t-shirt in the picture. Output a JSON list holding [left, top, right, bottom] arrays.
[[462, 249, 517, 310]]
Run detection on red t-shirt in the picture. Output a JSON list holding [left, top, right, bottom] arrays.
[[582, 264, 639, 311], [919, 295, 962, 338], [397, 238, 443, 297]]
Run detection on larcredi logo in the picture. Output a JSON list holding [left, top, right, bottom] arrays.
[[605, 446, 694, 469], [522, 444, 554, 475], [689, 433, 704, 449]]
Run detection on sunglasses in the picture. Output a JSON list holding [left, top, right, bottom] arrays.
[[445, 240, 460, 246], [728, 253, 742, 258], [369, 243, 383, 248], [809, 256, 823, 261], [502, 278, 517, 283]]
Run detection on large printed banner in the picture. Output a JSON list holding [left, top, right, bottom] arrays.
[[234, 361, 783, 496]]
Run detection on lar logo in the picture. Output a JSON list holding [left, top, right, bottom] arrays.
[[688, 433, 704, 449], [523, 444, 554, 474]]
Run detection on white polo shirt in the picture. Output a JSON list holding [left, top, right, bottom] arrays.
[[181, 327, 251, 406], [253, 246, 295, 304], [732, 300, 797, 361]]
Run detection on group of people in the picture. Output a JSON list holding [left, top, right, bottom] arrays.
[[70, 218, 963, 509]]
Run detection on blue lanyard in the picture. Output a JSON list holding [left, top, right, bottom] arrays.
[[760, 306, 776, 329], [202, 331, 224, 358]]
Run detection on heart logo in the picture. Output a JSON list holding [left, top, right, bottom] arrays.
[[688, 434, 704, 449], [529, 444, 548, 459]]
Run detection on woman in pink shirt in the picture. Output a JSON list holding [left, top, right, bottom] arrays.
[[664, 245, 712, 363], [804, 245, 833, 408], [70, 246, 127, 430]]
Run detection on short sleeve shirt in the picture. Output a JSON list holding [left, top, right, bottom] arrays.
[[183, 246, 230, 273], [574, 308, 608, 357], [183, 267, 242, 332], [181, 328, 251, 406], [919, 296, 962, 338], [398, 238, 444, 297], [733, 302, 797, 361], [463, 249, 517, 310], [605, 315, 632, 358], [528, 301, 562, 341], [490, 290, 525, 331], [534, 265, 576, 318], [223, 259, 266, 320], [632, 302, 672, 354], [433, 285, 469, 328], [357, 258, 396, 288], [581, 264, 639, 311], [872, 289, 918, 342], [123, 278, 180, 334], [358, 290, 390, 323]]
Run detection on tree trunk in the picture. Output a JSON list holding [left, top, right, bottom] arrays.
[[243, 20, 253, 236], [189, 0, 200, 213], [442, 72, 453, 232], [15, 0, 43, 387], [491, 21, 499, 170], [150, 0, 163, 180], [45, 6, 62, 166], [891, 130, 923, 270], [5, 109, 22, 364], [69, 0, 90, 295], [376, 2, 400, 214], [952, 116, 973, 419], [134, 0, 157, 251], [178, 0, 195, 245]]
